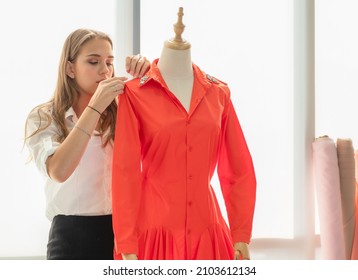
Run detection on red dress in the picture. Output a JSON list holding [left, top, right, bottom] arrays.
[[112, 60, 256, 260]]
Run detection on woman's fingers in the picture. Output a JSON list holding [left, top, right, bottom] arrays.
[[108, 77, 128, 94], [126, 54, 150, 78], [91, 77, 128, 111], [99, 76, 128, 94]]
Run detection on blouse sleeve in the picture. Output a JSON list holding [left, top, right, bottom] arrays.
[[217, 97, 256, 244], [25, 110, 60, 179], [112, 89, 142, 258]]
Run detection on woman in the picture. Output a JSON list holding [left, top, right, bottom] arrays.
[[24, 28, 150, 260]]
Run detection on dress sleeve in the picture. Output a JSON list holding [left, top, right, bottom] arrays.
[[112, 89, 142, 258], [217, 97, 256, 244]]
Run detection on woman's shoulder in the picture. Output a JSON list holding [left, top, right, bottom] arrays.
[[27, 102, 53, 120], [25, 103, 55, 134]]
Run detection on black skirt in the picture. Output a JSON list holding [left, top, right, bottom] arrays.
[[47, 214, 114, 260]]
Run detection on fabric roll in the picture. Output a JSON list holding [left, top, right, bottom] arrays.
[[336, 138, 356, 259], [312, 136, 345, 259], [351, 151, 358, 259]]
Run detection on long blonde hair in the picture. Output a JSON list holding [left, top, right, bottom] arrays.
[[24, 28, 117, 146]]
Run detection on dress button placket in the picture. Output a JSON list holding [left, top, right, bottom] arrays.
[[186, 116, 193, 257]]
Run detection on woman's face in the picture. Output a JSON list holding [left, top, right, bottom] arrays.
[[70, 38, 114, 96]]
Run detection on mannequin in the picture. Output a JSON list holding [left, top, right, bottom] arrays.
[[157, 7, 193, 112], [115, 7, 255, 261], [159, 7, 251, 261]]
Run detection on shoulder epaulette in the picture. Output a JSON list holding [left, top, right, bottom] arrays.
[[206, 74, 227, 85], [139, 75, 150, 85], [206, 74, 218, 83]]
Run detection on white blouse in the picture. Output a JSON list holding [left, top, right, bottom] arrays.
[[26, 107, 113, 221]]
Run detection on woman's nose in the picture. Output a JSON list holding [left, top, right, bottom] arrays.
[[99, 62, 110, 74]]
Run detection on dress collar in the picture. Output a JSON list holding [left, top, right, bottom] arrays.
[[139, 59, 213, 90], [138, 59, 223, 117], [65, 107, 78, 123]]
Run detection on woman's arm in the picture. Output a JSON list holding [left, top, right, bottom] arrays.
[[47, 56, 150, 183]]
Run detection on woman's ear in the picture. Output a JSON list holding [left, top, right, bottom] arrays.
[[66, 61, 75, 79]]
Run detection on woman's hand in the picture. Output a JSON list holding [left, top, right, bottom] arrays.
[[126, 54, 150, 78], [88, 76, 128, 113]]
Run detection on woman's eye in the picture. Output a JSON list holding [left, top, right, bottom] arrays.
[[107, 62, 114, 67], [88, 61, 98, 65]]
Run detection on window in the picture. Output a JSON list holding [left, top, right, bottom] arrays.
[[315, 0, 358, 142]]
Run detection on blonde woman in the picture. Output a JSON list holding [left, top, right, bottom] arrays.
[[24, 28, 150, 260]]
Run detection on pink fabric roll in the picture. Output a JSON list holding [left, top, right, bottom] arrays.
[[312, 136, 345, 259], [351, 151, 358, 260], [336, 138, 356, 259]]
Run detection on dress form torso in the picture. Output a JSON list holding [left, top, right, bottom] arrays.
[[157, 7, 193, 112], [157, 47, 193, 112]]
